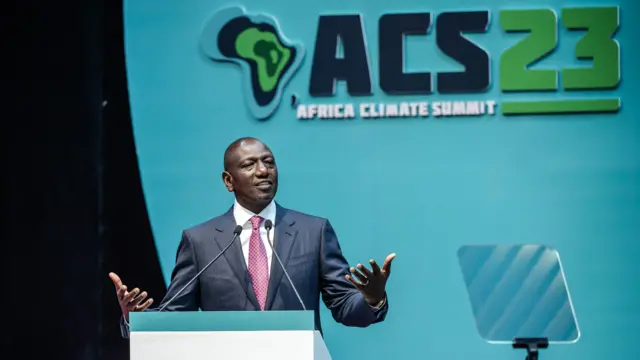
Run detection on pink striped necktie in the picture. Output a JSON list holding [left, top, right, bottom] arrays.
[[248, 215, 269, 310]]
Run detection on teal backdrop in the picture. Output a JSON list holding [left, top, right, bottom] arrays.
[[123, 0, 639, 359]]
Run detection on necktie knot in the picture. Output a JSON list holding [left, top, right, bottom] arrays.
[[250, 216, 263, 230]]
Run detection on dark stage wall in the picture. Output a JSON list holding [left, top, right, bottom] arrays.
[[8, 1, 165, 359]]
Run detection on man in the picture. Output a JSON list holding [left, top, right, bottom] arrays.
[[109, 137, 396, 337]]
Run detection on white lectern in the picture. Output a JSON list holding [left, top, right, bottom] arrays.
[[129, 310, 332, 360]]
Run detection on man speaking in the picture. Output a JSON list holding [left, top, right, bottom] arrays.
[[109, 137, 396, 337]]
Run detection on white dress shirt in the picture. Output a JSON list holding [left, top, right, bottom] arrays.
[[233, 199, 276, 274]]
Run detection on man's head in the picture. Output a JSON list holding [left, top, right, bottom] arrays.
[[222, 137, 278, 214]]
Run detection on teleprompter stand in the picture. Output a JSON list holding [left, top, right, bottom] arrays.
[[512, 337, 549, 360]]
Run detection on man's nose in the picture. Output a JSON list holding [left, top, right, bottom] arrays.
[[255, 161, 268, 175]]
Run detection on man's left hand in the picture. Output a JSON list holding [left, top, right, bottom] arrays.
[[346, 253, 396, 305]]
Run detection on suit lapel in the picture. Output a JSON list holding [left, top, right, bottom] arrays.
[[265, 204, 297, 310], [214, 208, 260, 309]]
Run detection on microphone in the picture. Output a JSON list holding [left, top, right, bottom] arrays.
[[158, 225, 243, 312], [264, 219, 307, 311]]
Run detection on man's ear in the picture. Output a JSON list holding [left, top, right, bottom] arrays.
[[222, 171, 233, 192]]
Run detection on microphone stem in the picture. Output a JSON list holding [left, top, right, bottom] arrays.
[[158, 232, 240, 312], [266, 227, 307, 311]]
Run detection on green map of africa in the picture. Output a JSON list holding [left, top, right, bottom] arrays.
[[235, 28, 291, 93]]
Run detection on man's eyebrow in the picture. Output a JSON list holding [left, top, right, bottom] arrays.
[[237, 155, 258, 163]]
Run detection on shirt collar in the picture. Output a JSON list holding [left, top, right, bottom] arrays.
[[233, 199, 276, 229]]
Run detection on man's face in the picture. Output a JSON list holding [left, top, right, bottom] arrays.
[[223, 140, 278, 213]]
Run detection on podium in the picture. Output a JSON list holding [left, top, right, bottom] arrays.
[[129, 310, 332, 360]]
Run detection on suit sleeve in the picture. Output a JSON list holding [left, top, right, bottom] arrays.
[[119, 230, 201, 338], [319, 219, 388, 327]]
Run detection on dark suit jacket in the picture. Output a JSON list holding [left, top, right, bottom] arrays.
[[120, 203, 388, 337]]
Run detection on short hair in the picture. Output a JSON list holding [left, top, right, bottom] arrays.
[[223, 137, 262, 171]]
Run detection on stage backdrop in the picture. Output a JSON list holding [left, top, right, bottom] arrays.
[[123, 0, 639, 359]]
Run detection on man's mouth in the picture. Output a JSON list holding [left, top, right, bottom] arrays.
[[255, 180, 273, 190]]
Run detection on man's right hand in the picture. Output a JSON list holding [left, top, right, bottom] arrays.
[[109, 272, 154, 321]]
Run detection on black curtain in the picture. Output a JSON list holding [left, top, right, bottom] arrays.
[[8, 1, 167, 359]]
